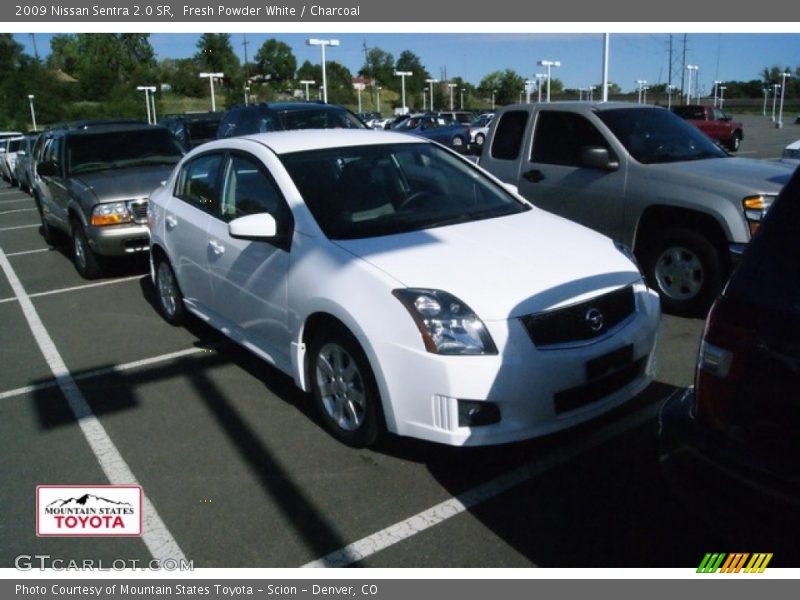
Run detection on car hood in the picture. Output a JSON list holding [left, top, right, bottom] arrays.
[[333, 208, 642, 321], [69, 165, 175, 201], [645, 157, 793, 194]]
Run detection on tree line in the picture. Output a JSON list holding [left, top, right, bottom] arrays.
[[1, 33, 797, 131]]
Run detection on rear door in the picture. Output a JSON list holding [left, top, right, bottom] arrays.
[[163, 152, 224, 308]]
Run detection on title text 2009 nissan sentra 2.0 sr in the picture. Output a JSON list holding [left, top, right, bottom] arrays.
[[148, 129, 660, 447]]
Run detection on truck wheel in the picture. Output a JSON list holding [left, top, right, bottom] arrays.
[[642, 228, 724, 317], [728, 132, 742, 152], [72, 220, 104, 279]]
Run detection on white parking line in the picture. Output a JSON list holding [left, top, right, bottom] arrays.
[[0, 224, 39, 232], [0, 275, 144, 305], [0, 347, 212, 401], [0, 197, 32, 204], [5, 248, 51, 257], [302, 401, 660, 568], [0, 207, 37, 215], [0, 248, 186, 564]]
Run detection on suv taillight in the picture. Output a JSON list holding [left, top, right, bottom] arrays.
[[695, 297, 755, 429]]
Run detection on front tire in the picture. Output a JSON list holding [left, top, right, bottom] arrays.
[[308, 325, 384, 448], [154, 257, 186, 325], [728, 132, 742, 152], [642, 227, 724, 317], [71, 220, 104, 279]]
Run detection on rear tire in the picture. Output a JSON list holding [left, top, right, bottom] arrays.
[[154, 257, 186, 325], [308, 325, 384, 448]]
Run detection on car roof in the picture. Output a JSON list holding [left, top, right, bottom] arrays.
[[499, 101, 667, 112], [230, 102, 348, 113], [61, 124, 169, 137], [205, 129, 425, 155]]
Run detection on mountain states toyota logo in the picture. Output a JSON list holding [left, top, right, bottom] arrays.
[[37, 485, 142, 537]]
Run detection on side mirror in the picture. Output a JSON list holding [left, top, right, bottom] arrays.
[[228, 213, 278, 241], [37, 161, 58, 177], [580, 146, 619, 171]]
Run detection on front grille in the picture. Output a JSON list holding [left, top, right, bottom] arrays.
[[129, 199, 148, 223], [520, 285, 635, 347], [554, 357, 646, 414]]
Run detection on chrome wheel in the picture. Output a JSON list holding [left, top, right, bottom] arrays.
[[314, 342, 366, 432], [654, 246, 704, 300], [452, 136, 464, 147], [475, 133, 485, 146]]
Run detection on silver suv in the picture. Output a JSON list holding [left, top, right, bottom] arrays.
[[36, 124, 184, 278]]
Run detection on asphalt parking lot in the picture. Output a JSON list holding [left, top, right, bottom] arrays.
[[2, 117, 799, 569]]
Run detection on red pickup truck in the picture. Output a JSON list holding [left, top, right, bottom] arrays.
[[671, 105, 744, 152]]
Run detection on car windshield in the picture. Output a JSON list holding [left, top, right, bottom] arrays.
[[67, 129, 184, 175], [281, 142, 530, 240], [597, 107, 727, 164]]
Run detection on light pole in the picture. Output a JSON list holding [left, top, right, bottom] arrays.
[[713, 80, 722, 107], [394, 70, 412, 115], [718, 86, 727, 110], [636, 80, 647, 104], [448, 83, 457, 110], [762, 88, 769, 116], [492, 89, 497, 110], [685, 65, 698, 105], [777, 72, 791, 128], [354, 82, 365, 113], [136, 85, 156, 124], [588, 85, 596, 102], [376, 86, 382, 113], [537, 60, 560, 103], [771, 83, 780, 122], [524, 80, 534, 103], [425, 78, 438, 112], [199, 73, 223, 112], [535, 73, 546, 103], [643, 85, 649, 105], [307, 38, 339, 104], [667, 84, 677, 109], [460, 88, 465, 109], [300, 79, 315, 101], [422, 88, 427, 111], [27, 94, 37, 131]]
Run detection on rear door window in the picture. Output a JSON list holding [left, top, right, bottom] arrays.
[[175, 153, 224, 212]]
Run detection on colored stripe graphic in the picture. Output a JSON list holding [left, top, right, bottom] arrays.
[[698, 552, 772, 573]]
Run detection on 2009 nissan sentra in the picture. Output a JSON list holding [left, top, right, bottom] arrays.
[[147, 129, 661, 447]]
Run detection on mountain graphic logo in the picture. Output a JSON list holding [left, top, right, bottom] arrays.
[[46, 494, 133, 509]]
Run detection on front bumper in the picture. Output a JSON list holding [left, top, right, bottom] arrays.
[[377, 284, 661, 446], [85, 223, 150, 257]]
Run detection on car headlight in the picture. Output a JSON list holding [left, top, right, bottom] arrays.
[[393, 288, 497, 355], [742, 195, 776, 237], [91, 202, 133, 226]]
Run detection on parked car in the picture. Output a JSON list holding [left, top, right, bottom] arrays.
[[2, 136, 25, 186], [148, 129, 660, 447], [370, 117, 394, 130], [438, 110, 475, 125], [14, 132, 39, 193], [217, 102, 366, 138], [671, 104, 744, 152], [392, 114, 471, 152], [659, 165, 800, 521], [781, 139, 800, 165], [478, 102, 793, 316], [159, 112, 223, 149], [469, 114, 494, 151], [36, 124, 184, 278]]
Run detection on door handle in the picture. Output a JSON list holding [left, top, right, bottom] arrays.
[[523, 169, 545, 183], [208, 240, 225, 256], [165, 214, 178, 229]]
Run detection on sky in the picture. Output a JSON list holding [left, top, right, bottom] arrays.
[[12, 32, 800, 93]]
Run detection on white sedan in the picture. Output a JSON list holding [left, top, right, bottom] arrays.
[[148, 130, 660, 447]]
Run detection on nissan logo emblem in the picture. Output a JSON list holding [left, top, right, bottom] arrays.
[[585, 308, 604, 333]]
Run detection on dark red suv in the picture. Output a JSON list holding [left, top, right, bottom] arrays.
[[671, 105, 744, 152]]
